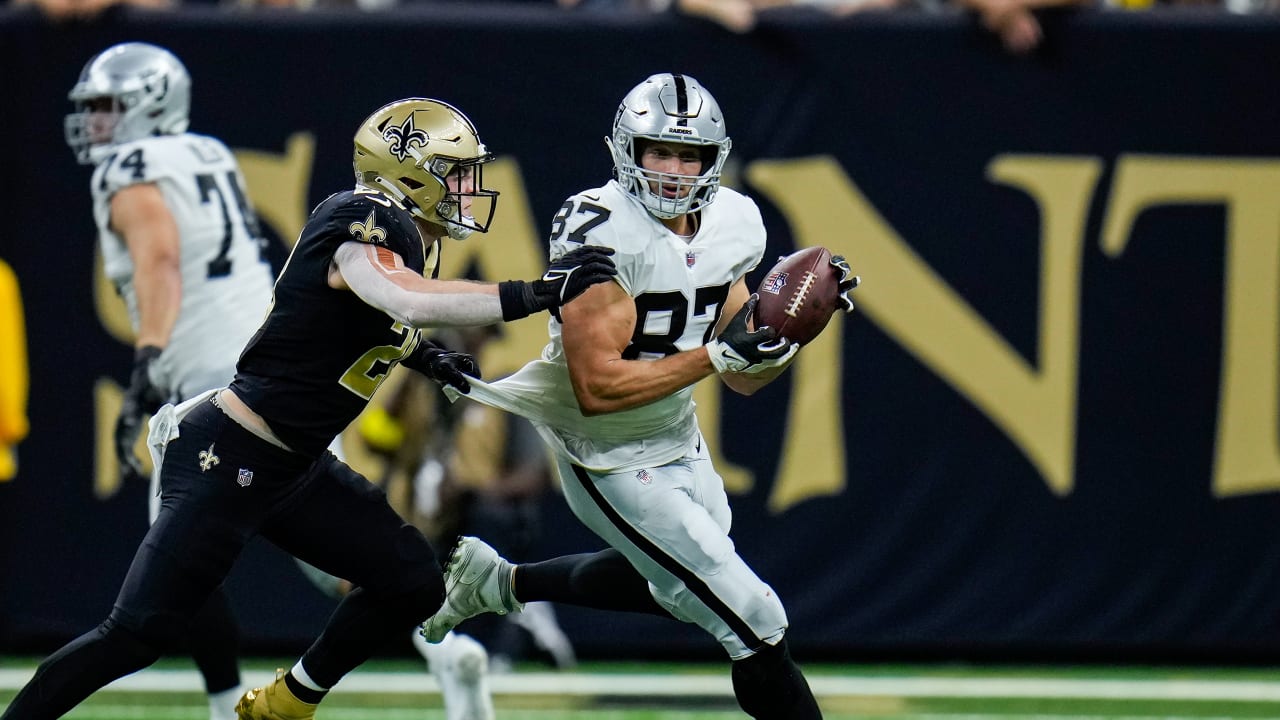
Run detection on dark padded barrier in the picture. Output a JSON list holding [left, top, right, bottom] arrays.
[[2, 4, 1279, 661]]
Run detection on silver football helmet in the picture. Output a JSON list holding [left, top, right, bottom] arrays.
[[65, 42, 192, 165], [606, 73, 732, 219]]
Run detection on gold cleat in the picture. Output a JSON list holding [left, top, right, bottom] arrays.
[[236, 669, 319, 720]]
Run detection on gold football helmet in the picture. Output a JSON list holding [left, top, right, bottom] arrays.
[[353, 98, 498, 240]]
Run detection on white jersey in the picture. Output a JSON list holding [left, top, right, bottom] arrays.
[[91, 133, 274, 402], [460, 180, 766, 472]]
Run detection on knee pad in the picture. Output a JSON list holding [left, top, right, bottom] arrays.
[[737, 583, 789, 643]]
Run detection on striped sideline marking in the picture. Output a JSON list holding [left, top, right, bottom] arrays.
[[2, 669, 1280, 702]]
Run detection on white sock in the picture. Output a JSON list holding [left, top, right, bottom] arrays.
[[290, 662, 328, 692], [207, 685, 242, 720]]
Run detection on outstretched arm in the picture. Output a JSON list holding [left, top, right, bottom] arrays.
[[330, 241, 617, 328], [329, 241, 505, 327], [561, 280, 715, 416]]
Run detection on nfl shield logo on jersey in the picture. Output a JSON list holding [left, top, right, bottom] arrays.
[[236, 468, 254, 487], [761, 271, 788, 295], [636, 469, 653, 485], [686, 251, 697, 267]]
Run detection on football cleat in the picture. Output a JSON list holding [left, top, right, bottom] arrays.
[[422, 632, 495, 720], [419, 536, 523, 643], [236, 670, 318, 720]]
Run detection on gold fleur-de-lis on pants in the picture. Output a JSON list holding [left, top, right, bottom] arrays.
[[197, 443, 221, 472]]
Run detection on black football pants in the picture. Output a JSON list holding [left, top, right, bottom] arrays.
[[1, 399, 444, 719]]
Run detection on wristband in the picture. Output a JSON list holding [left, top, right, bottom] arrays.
[[497, 280, 538, 321]]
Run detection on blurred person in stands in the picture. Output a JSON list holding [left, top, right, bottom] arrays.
[[345, 324, 578, 674], [0, 95, 616, 720], [955, 0, 1094, 54], [61, 41, 273, 720], [449, 405, 580, 673], [419, 72, 858, 720], [10, 0, 169, 23], [674, 0, 903, 31], [559, 0, 904, 31], [0, 258, 27, 483], [423, 326, 578, 672]]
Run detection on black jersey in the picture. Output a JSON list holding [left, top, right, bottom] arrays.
[[229, 189, 430, 457]]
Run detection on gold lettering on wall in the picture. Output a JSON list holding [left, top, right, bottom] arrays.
[[749, 156, 1096, 498], [234, 132, 316, 248], [1101, 156, 1280, 497]]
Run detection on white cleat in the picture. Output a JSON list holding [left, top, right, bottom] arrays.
[[513, 601, 577, 670], [420, 536, 523, 643], [419, 632, 495, 720]]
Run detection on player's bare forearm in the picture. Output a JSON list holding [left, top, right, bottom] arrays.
[[568, 348, 713, 416], [115, 184, 182, 348], [562, 281, 714, 416]]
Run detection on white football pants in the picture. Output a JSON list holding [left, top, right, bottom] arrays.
[[553, 434, 787, 659]]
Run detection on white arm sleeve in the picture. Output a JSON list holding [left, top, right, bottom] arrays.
[[333, 241, 505, 328]]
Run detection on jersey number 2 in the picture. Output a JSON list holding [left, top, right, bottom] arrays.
[[339, 322, 416, 400]]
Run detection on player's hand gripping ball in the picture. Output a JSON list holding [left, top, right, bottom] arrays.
[[753, 246, 854, 345]]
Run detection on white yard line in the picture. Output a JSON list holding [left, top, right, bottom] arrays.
[[2, 668, 1279, 702]]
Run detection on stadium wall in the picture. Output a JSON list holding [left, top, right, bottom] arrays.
[[2, 4, 1279, 662]]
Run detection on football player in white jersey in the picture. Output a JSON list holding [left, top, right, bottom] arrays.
[[65, 41, 271, 720], [419, 73, 859, 719]]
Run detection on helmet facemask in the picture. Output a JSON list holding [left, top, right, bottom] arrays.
[[607, 73, 731, 220], [608, 135, 729, 220], [65, 43, 191, 165], [353, 99, 499, 241]]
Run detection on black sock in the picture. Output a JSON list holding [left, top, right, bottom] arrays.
[[517, 549, 668, 616], [284, 671, 327, 704], [730, 638, 822, 719]]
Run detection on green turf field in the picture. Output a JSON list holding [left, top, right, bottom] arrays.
[[3, 659, 1279, 719]]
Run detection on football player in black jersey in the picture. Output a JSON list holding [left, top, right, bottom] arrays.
[[0, 98, 616, 720]]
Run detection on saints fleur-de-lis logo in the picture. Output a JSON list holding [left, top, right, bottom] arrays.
[[383, 113, 429, 162], [349, 210, 386, 245], [197, 443, 220, 472]]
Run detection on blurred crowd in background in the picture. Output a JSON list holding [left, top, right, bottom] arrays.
[[10, 0, 1279, 57]]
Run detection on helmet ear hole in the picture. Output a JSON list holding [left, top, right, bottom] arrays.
[[400, 176, 425, 190]]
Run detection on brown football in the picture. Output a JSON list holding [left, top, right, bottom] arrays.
[[753, 246, 839, 345]]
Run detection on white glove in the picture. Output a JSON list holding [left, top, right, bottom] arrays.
[[706, 295, 799, 374]]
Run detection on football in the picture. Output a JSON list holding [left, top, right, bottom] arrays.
[[753, 246, 840, 345]]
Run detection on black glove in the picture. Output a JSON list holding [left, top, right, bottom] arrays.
[[497, 246, 618, 321], [705, 295, 798, 374], [830, 254, 861, 313], [115, 345, 165, 482], [401, 340, 480, 394]]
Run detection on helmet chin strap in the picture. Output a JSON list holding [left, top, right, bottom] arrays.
[[436, 199, 475, 241]]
